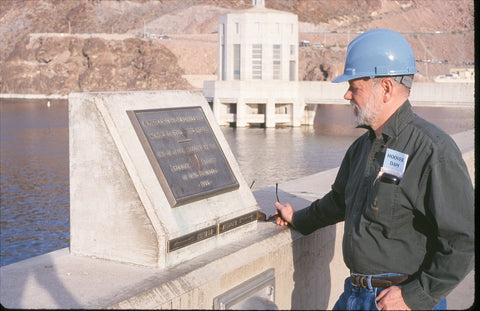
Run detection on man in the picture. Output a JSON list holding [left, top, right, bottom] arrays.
[[275, 29, 474, 310]]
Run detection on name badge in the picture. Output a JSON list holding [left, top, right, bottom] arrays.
[[382, 148, 408, 178]]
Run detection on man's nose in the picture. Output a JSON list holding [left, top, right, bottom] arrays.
[[344, 89, 352, 100]]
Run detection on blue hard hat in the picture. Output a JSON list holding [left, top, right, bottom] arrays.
[[332, 29, 418, 83]]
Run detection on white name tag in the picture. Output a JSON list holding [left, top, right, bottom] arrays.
[[382, 148, 408, 178]]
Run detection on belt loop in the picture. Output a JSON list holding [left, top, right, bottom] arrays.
[[367, 275, 373, 291]]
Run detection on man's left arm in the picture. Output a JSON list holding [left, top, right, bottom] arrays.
[[400, 150, 474, 310]]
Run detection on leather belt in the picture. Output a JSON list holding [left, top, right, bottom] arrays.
[[350, 273, 408, 288]]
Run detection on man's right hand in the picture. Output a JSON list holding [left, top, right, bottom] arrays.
[[274, 202, 295, 227]]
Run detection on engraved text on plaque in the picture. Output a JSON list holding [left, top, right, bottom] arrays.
[[128, 107, 239, 207]]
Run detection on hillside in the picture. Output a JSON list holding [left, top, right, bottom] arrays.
[[0, 0, 474, 95]]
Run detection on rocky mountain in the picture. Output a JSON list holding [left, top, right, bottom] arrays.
[[0, 0, 474, 95], [1, 35, 192, 94]]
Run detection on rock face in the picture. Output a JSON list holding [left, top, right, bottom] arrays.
[[1, 35, 191, 95], [0, 0, 475, 95], [300, 47, 345, 81]]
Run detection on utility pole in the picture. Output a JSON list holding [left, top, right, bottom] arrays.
[[68, 20, 71, 34], [424, 47, 429, 79]]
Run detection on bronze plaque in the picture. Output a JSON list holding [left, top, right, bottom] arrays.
[[167, 225, 218, 252], [128, 107, 238, 207], [167, 211, 258, 252], [218, 211, 258, 234]]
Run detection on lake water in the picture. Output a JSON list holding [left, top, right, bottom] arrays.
[[0, 98, 474, 267]]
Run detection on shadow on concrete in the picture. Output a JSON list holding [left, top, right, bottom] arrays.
[[253, 186, 340, 309], [0, 249, 82, 309], [271, 188, 337, 309], [290, 224, 336, 309]]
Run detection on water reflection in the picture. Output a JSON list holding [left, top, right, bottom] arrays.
[[222, 127, 357, 190], [1, 99, 69, 266], [0, 99, 474, 267]]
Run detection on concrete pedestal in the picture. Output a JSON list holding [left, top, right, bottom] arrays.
[[69, 91, 258, 268]]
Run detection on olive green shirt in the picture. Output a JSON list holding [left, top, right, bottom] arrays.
[[292, 101, 474, 310]]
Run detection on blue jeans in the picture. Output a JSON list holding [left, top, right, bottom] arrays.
[[333, 273, 447, 310]]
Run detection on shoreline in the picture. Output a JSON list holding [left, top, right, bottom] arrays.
[[0, 94, 68, 100]]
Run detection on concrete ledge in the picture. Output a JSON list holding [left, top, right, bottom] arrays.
[[0, 130, 474, 309], [0, 177, 346, 309], [0, 205, 345, 309]]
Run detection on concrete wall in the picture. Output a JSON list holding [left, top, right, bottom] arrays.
[[0, 193, 347, 309], [204, 80, 301, 127], [410, 82, 474, 106], [0, 130, 474, 309], [299, 81, 475, 107], [204, 81, 474, 127]]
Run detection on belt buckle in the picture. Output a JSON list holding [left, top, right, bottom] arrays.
[[351, 274, 368, 288], [359, 276, 367, 288]]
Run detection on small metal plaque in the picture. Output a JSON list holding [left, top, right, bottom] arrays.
[[167, 211, 258, 253], [219, 211, 258, 234], [167, 225, 217, 252], [128, 107, 239, 207]]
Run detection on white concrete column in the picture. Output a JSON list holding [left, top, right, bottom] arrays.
[[265, 98, 276, 128], [291, 99, 302, 127], [236, 99, 247, 127], [212, 97, 224, 126]]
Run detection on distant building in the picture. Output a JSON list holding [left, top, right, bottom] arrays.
[[217, 1, 298, 82], [434, 68, 474, 83], [203, 0, 302, 127], [299, 40, 311, 47]]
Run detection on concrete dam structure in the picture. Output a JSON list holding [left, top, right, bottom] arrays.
[[202, 1, 473, 128], [204, 80, 474, 128]]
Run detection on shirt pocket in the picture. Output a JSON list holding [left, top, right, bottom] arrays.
[[363, 179, 399, 230]]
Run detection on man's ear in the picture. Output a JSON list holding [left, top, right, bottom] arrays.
[[382, 78, 395, 103]]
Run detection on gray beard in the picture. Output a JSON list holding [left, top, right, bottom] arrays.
[[351, 98, 382, 127]]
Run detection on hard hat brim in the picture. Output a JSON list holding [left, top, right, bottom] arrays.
[[332, 74, 353, 83]]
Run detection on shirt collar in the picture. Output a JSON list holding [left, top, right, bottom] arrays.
[[381, 100, 414, 139]]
